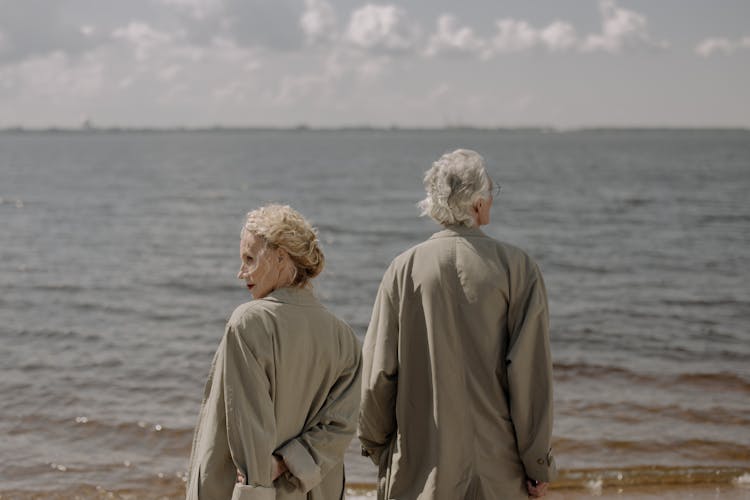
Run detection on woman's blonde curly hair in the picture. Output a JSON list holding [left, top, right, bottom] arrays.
[[242, 204, 325, 287]]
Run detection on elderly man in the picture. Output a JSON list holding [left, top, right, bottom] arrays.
[[359, 149, 556, 500]]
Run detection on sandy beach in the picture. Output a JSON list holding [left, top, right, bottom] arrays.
[[2, 481, 750, 500], [350, 484, 750, 500]]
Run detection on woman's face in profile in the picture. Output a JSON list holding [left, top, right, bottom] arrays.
[[237, 233, 282, 299]]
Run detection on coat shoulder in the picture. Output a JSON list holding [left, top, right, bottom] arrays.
[[493, 239, 536, 265], [391, 234, 536, 267], [389, 236, 447, 270], [226, 300, 279, 341], [229, 299, 276, 323]]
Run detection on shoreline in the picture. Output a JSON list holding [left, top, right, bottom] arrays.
[[2, 475, 748, 500]]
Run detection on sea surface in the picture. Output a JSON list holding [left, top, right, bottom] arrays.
[[1, 129, 749, 498]]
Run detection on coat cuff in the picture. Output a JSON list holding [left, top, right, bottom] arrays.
[[524, 449, 557, 483], [275, 439, 322, 493], [360, 444, 386, 466], [231, 484, 276, 500]]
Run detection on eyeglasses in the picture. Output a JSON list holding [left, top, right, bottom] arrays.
[[488, 177, 502, 198]]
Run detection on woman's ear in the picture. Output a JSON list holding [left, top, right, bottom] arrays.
[[276, 247, 290, 263]]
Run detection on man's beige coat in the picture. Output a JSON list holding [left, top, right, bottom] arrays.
[[187, 287, 361, 500], [359, 225, 556, 500]]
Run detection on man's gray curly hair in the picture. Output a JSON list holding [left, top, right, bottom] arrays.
[[418, 149, 492, 227]]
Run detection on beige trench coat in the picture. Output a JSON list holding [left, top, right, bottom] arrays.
[[359, 225, 556, 500], [187, 287, 362, 500]]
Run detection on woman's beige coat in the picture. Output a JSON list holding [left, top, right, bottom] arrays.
[[359, 225, 556, 500], [187, 287, 361, 500]]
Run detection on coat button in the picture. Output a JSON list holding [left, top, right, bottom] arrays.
[[537, 458, 545, 465]]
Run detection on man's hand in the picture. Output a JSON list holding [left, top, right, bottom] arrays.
[[526, 479, 548, 497]]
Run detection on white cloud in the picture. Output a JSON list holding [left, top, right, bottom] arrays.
[[300, 0, 337, 44], [158, 64, 182, 82], [158, 0, 223, 20], [275, 73, 330, 106], [112, 22, 177, 61], [539, 21, 578, 52], [427, 83, 450, 101], [345, 4, 418, 51], [0, 2, 104, 63], [695, 35, 750, 57], [426, 14, 487, 58], [489, 19, 579, 54], [582, 0, 665, 53], [212, 80, 251, 103], [476, 0, 661, 57], [492, 19, 540, 53], [355, 54, 390, 80], [695, 37, 734, 57], [1, 51, 104, 98]]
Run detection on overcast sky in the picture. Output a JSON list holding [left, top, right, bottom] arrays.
[[1, 0, 748, 128]]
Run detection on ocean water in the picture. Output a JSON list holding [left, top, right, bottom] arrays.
[[1, 129, 749, 497]]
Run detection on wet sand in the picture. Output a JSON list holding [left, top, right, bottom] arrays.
[[1, 481, 749, 499], [346, 483, 750, 499]]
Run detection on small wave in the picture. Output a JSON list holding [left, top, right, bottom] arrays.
[[0, 475, 187, 499], [150, 279, 239, 294], [317, 224, 426, 241], [7, 414, 193, 444], [553, 436, 750, 463], [7, 328, 101, 343], [661, 297, 749, 308], [548, 261, 611, 274], [558, 400, 750, 427], [554, 362, 750, 394], [554, 362, 653, 384], [555, 465, 750, 491], [21, 283, 113, 293], [699, 214, 750, 224], [675, 372, 750, 393]]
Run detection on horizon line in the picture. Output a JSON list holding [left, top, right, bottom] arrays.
[[1, 124, 749, 134]]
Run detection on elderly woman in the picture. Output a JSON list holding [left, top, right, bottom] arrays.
[[359, 149, 556, 499], [187, 204, 361, 500]]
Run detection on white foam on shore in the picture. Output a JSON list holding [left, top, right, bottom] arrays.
[[347, 493, 376, 499], [734, 473, 750, 487], [584, 477, 603, 495]]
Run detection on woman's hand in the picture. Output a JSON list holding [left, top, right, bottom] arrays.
[[272, 456, 288, 481], [526, 479, 548, 497], [235, 457, 287, 485]]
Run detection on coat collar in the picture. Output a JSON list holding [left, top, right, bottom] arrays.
[[263, 286, 320, 307], [429, 224, 487, 240]]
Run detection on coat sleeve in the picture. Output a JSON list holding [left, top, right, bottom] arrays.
[[358, 266, 399, 465], [223, 325, 277, 490], [186, 334, 235, 500], [275, 332, 362, 493], [506, 259, 557, 483], [185, 324, 276, 500]]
